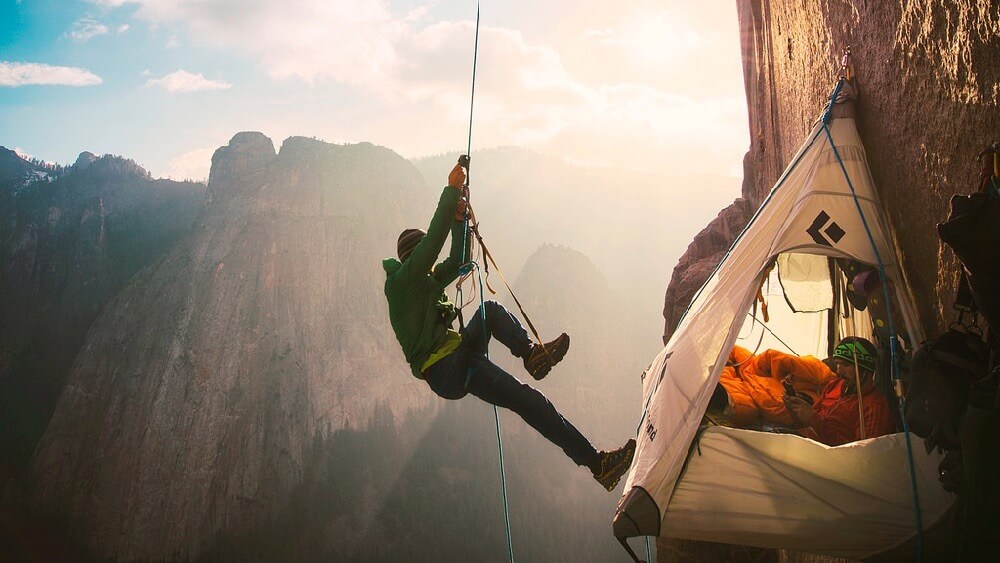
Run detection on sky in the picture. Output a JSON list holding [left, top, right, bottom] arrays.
[[0, 0, 750, 182]]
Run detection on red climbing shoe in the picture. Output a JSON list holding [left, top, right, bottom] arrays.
[[592, 439, 636, 491], [523, 333, 570, 381]]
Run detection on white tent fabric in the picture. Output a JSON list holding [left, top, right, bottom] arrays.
[[661, 429, 952, 560], [614, 84, 954, 557]]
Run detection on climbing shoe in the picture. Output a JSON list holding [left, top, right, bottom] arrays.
[[592, 438, 636, 491], [523, 333, 570, 381]]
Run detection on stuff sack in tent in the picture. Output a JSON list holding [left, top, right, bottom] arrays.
[[612, 79, 955, 560]]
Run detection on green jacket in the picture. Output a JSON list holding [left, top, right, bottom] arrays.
[[383, 186, 470, 378]]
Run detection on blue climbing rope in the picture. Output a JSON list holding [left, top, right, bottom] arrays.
[[457, 7, 513, 559], [821, 79, 924, 559], [476, 263, 515, 563], [460, 260, 514, 562], [459, 3, 480, 269]]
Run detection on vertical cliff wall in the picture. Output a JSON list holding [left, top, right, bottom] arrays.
[[0, 154, 206, 472], [664, 0, 1000, 342]]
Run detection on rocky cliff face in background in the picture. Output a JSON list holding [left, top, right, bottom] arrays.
[[663, 0, 1000, 342], [28, 133, 438, 560], [0, 146, 67, 196], [661, 195, 753, 343], [0, 150, 206, 478], [507, 244, 645, 442]]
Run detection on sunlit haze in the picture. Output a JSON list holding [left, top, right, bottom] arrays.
[[1, 0, 749, 183]]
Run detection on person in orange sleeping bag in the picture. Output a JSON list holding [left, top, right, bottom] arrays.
[[717, 345, 836, 427]]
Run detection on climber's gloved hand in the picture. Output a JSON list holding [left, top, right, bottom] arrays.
[[448, 163, 466, 189]]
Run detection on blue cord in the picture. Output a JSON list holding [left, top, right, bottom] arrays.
[[459, 4, 512, 560], [821, 78, 845, 125], [822, 116, 924, 561], [470, 262, 514, 563]]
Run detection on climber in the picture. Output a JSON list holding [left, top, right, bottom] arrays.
[[783, 337, 895, 446], [382, 162, 635, 491]]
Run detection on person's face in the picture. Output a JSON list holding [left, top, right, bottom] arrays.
[[833, 358, 858, 381], [833, 358, 875, 393]]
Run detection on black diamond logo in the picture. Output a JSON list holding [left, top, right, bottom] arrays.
[[807, 211, 846, 247], [824, 222, 845, 243]]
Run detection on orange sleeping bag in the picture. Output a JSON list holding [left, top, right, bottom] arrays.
[[718, 346, 836, 426]]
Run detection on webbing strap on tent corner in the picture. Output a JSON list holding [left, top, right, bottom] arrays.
[[821, 120, 924, 560], [822, 77, 846, 125]]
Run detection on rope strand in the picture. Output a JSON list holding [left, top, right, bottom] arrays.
[[821, 88, 923, 558], [458, 5, 514, 561]]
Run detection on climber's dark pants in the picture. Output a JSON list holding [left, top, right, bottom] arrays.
[[423, 300, 599, 468]]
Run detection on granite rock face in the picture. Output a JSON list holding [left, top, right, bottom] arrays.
[[30, 133, 435, 560], [0, 152, 206, 472], [663, 0, 1000, 342]]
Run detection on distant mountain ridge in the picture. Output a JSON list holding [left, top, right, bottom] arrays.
[[0, 147, 206, 490], [0, 146, 68, 196]]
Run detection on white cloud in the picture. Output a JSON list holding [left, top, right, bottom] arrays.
[[166, 146, 215, 180], [117, 24, 130, 33], [0, 62, 103, 87], [145, 70, 231, 93], [89, 1, 748, 177], [68, 17, 110, 41], [539, 86, 748, 173], [88, 0, 408, 87]]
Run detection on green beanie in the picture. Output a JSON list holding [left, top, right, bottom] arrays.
[[832, 337, 877, 373]]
